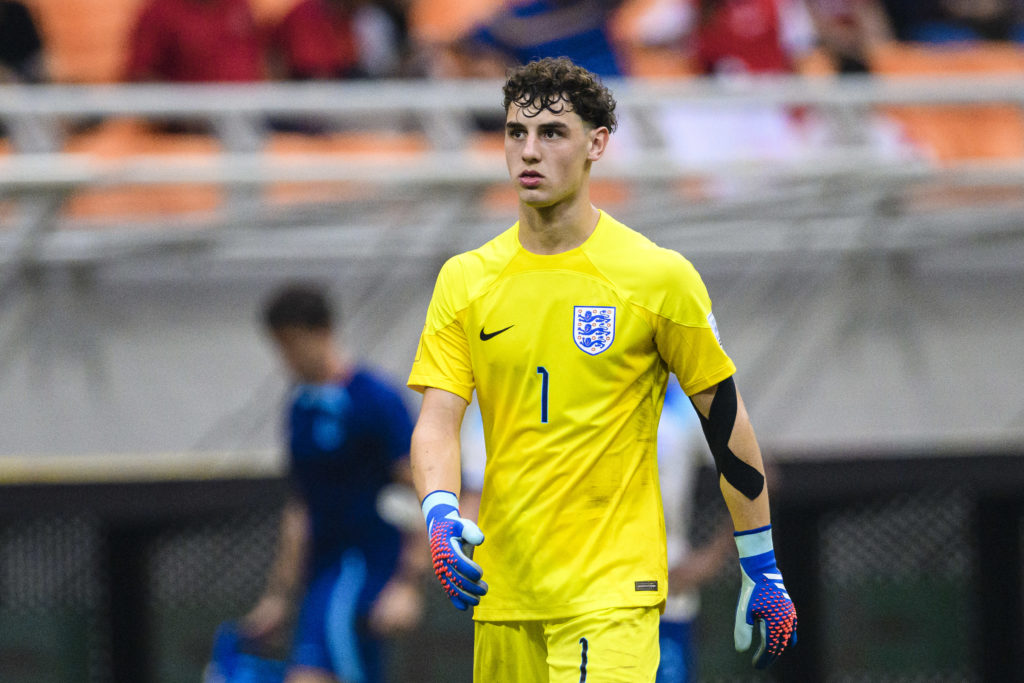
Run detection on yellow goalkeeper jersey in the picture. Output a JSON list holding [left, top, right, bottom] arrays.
[[408, 211, 736, 621]]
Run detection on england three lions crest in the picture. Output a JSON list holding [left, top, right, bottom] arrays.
[[573, 306, 616, 355]]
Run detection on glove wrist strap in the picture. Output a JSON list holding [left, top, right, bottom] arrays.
[[421, 489, 459, 521], [734, 524, 774, 559]]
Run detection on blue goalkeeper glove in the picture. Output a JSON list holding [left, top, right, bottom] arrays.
[[734, 524, 797, 669], [421, 490, 487, 610]]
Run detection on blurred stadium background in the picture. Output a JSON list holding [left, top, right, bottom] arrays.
[[2, 0, 1024, 682]]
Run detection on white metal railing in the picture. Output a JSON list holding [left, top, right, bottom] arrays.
[[2, 75, 1023, 118], [1, 76, 1023, 277]]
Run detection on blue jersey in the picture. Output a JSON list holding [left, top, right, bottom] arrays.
[[471, 0, 624, 78], [286, 368, 413, 575]]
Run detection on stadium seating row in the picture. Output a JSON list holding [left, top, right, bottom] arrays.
[[17, 0, 1024, 83], [19, 0, 502, 83], [4, 0, 1024, 221]]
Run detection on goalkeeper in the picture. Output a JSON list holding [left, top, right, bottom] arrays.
[[408, 57, 796, 680]]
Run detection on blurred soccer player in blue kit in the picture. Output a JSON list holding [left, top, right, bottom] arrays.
[[242, 283, 424, 683]]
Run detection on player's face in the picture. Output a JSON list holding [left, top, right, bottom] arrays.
[[504, 98, 607, 208], [271, 326, 331, 382]]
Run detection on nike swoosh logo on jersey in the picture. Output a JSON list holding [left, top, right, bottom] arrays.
[[479, 325, 514, 341]]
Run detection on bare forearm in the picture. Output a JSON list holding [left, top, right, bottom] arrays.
[[411, 424, 462, 498], [692, 379, 771, 532], [719, 394, 770, 530], [410, 388, 467, 500], [264, 498, 309, 598], [719, 454, 770, 530]]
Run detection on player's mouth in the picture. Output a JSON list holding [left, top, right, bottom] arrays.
[[518, 170, 543, 188]]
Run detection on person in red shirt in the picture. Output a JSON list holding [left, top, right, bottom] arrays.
[[124, 0, 265, 82], [694, 0, 812, 74], [269, 0, 362, 80], [644, 0, 816, 167]]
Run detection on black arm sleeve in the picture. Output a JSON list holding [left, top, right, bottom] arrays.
[[692, 376, 765, 501]]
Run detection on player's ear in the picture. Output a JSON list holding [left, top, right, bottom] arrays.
[[586, 126, 610, 162]]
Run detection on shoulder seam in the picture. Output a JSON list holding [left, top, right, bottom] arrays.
[[581, 244, 711, 330], [454, 233, 520, 315]]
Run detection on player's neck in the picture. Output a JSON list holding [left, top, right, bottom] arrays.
[[517, 197, 600, 255], [310, 349, 352, 385]]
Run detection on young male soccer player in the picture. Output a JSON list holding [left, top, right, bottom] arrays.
[[408, 58, 797, 680], [244, 284, 422, 683]]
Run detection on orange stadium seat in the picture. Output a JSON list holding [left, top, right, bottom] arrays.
[[62, 119, 223, 219], [408, 0, 503, 44], [61, 125, 444, 219], [870, 42, 1024, 161], [22, 0, 144, 83], [795, 47, 841, 77], [267, 131, 429, 157], [264, 131, 430, 204]]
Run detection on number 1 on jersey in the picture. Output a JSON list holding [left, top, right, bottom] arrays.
[[536, 366, 549, 424]]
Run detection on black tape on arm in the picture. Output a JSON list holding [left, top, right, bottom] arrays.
[[693, 376, 765, 500]]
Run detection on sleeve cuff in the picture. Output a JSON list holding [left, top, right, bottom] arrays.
[[421, 490, 459, 520], [734, 524, 774, 558]]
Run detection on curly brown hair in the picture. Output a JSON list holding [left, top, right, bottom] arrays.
[[502, 57, 617, 132]]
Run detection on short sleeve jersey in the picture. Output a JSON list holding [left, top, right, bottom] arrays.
[[287, 368, 413, 576], [408, 212, 736, 620]]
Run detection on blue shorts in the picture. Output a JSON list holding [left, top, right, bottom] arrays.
[[290, 549, 384, 682], [656, 619, 696, 683]]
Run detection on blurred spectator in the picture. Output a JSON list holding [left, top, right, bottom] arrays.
[[642, 0, 816, 166], [913, 0, 1016, 42], [358, 0, 415, 76], [879, 0, 933, 41], [883, 0, 1020, 42], [0, 0, 46, 83], [926, 0, 1017, 42], [630, 0, 697, 50], [269, 0, 362, 80], [637, 0, 912, 168], [124, 0, 265, 82], [804, 0, 893, 73], [452, 0, 629, 78], [268, 0, 411, 80], [692, 0, 816, 75]]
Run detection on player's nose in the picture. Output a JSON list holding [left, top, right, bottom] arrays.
[[521, 133, 541, 162]]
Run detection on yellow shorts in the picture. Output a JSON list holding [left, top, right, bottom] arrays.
[[473, 606, 660, 683]]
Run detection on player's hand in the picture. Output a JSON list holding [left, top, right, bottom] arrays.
[[241, 593, 291, 645], [421, 490, 488, 610], [368, 576, 423, 635], [733, 525, 797, 669]]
